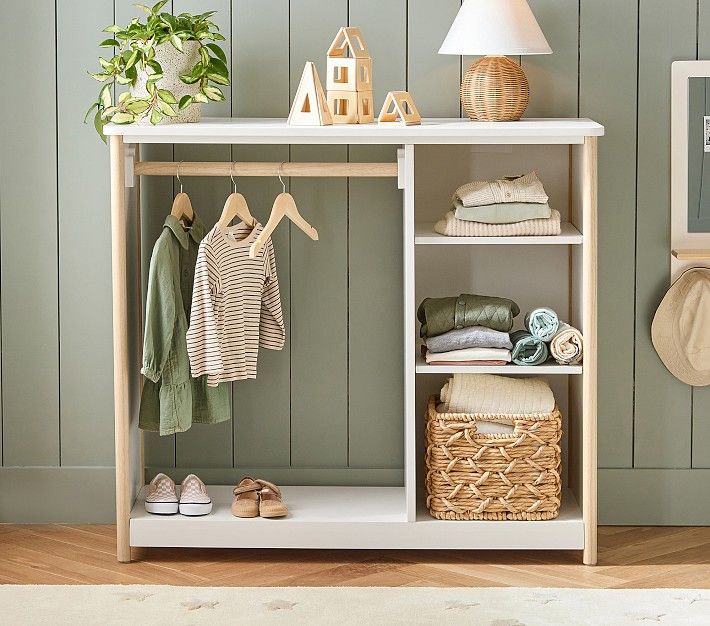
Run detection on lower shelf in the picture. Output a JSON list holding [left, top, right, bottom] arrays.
[[415, 355, 583, 374], [130, 486, 584, 550]]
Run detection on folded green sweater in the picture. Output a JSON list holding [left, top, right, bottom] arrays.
[[418, 294, 520, 338]]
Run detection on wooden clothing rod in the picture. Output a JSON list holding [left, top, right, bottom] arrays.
[[134, 161, 398, 178]]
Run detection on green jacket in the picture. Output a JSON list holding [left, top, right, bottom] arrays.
[[139, 214, 230, 435], [418, 294, 520, 338]]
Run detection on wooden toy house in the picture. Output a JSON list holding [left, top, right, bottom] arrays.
[[326, 27, 374, 124]]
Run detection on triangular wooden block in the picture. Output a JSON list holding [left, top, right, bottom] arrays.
[[377, 91, 421, 126], [288, 62, 333, 126], [327, 26, 370, 59]]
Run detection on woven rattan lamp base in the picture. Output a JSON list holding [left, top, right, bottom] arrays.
[[461, 56, 529, 122]]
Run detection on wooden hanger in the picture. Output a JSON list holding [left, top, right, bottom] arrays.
[[218, 163, 256, 228], [249, 163, 318, 259], [170, 161, 194, 226]]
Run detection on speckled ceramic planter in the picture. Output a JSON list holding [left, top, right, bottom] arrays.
[[131, 41, 202, 124]]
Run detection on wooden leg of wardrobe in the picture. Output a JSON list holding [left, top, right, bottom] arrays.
[[582, 136, 598, 566], [135, 144, 146, 493], [110, 135, 132, 563]]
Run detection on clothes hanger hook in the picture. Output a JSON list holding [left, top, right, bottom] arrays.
[[278, 161, 286, 194], [230, 161, 237, 193], [176, 161, 184, 194]]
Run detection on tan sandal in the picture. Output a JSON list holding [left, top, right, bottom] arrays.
[[255, 479, 288, 518], [231, 477, 260, 518]]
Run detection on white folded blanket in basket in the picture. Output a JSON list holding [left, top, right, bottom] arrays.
[[440, 373, 555, 415]]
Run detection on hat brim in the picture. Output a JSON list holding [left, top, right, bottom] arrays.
[[651, 268, 710, 387]]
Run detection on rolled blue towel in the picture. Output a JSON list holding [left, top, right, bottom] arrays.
[[511, 330, 549, 366], [524, 307, 559, 341]]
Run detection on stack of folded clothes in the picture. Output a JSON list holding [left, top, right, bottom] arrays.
[[434, 171, 562, 237], [418, 293, 519, 365]]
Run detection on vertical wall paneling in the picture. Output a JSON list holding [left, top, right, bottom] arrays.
[[579, 0, 637, 468], [57, 0, 115, 466], [231, 0, 291, 468], [113, 0, 177, 468], [634, 0, 696, 468], [172, 0, 233, 469], [692, 5, 710, 468], [407, 0, 461, 117], [4, 0, 710, 522], [0, 2, 60, 465], [524, 0, 579, 118], [289, 0, 349, 467], [347, 1, 406, 469]]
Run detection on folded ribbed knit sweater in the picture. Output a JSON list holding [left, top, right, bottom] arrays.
[[440, 373, 555, 414], [435, 209, 561, 237]]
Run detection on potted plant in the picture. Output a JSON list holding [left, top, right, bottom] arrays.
[[86, 0, 229, 140]]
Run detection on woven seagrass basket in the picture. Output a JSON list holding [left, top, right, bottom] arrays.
[[425, 396, 561, 521]]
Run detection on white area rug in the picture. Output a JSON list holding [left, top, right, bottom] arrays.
[[3, 585, 710, 625]]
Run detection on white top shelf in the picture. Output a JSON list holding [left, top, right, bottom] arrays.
[[415, 221, 583, 245], [105, 117, 604, 145]]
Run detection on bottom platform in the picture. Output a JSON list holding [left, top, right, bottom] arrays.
[[130, 486, 585, 550]]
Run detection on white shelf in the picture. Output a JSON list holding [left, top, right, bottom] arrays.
[[105, 117, 604, 145], [416, 355, 582, 375], [130, 485, 583, 550], [131, 486, 407, 549], [415, 221, 583, 245]]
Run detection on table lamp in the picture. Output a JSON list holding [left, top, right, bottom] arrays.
[[439, 0, 552, 121]]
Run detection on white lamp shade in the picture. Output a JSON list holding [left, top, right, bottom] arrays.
[[439, 0, 552, 56]]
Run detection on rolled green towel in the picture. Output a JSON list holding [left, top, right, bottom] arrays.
[[511, 330, 549, 366], [524, 307, 559, 341]]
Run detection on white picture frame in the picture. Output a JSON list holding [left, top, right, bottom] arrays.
[[671, 61, 710, 281]]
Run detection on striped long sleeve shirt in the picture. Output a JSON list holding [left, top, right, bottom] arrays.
[[186, 222, 285, 386]]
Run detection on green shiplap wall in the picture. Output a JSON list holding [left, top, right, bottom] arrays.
[[1, 0, 709, 524]]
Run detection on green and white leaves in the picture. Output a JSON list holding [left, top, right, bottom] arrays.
[[170, 34, 183, 52], [205, 43, 226, 64], [203, 86, 225, 101], [87, 2, 230, 140], [99, 84, 112, 108], [157, 89, 177, 104]]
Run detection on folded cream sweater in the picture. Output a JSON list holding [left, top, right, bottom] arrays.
[[440, 373, 555, 415], [454, 171, 548, 207], [435, 209, 561, 237]]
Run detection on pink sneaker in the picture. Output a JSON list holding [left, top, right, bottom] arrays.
[[179, 474, 212, 516], [144, 473, 178, 515]]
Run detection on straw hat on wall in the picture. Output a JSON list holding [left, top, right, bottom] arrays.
[[651, 267, 710, 386]]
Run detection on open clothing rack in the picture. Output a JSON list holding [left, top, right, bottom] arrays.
[[105, 117, 603, 565]]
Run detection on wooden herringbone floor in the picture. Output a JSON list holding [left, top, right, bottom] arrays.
[[1, 525, 709, 587]]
